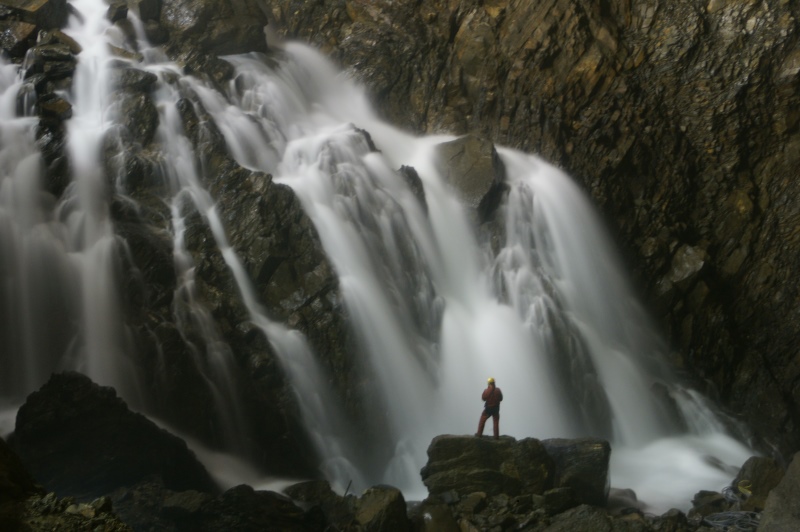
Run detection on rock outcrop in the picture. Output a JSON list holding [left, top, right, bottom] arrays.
[[759, 451, 800, 531], [270, 0, 800, 461], [7, 372, 218, 499], [420, 435, 610, 507], [434, 134, 507, 223]]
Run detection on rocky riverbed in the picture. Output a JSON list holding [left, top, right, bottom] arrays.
[[1, 372, 799, 531]]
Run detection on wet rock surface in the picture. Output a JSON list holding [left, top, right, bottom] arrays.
[[760, 451, 800, 531], [270, 0, 800, 462], [434, 134, 507, 223], [7, 372, 218, 499], [420, 435, 609, 507]]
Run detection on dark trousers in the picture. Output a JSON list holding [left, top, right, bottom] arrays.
[[476, 406, 500, 438]]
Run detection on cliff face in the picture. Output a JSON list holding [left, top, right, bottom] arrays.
[[269, 0, 800, 458]]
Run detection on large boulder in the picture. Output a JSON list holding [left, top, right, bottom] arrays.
[[759, 452, 800, 531], [7, 372, 218, 499], [434, 134, 507, 223], [541, 438, 611, 507], [421, 435, 549, 498], [421, 435, 610, 507]]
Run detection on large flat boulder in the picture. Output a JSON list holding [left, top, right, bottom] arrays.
[[420, 435, 553, 498], [420, 435, 610, 507], [7, 371, 218, 499]]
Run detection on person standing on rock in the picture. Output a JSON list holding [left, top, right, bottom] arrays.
[[475, 377, 503, 439]]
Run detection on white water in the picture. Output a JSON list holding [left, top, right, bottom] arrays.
[[0, 0, 755, 515], [204, 44, 755, 511]]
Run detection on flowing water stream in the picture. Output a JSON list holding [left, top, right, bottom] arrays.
[[0, 0, 755, 514]]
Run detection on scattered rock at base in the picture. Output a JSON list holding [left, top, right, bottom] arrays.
[[179, 484, 322, 532], [7, 371, 218, 499], [0, 439, 130, 531]]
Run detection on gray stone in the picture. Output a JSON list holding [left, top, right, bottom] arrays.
[[758, 452, 800, 531], [435, 134, 506, 222], [541, 438, 611, 507], [355, 485, 412, 532]]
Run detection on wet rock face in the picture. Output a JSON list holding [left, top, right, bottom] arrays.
[[159, 0, 268, 56], [435, 134, 507, 223], [272, 0, 800, 458]]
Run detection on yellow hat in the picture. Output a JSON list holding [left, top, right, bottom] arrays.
[[487, 377, 495, 384]]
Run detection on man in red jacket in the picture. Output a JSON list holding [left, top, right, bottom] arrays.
[[475, 377, 503, 439]]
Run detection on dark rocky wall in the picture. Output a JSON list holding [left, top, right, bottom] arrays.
[[268, 0, 800, 459]]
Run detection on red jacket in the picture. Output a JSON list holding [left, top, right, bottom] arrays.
[[482, 385, 503, 408]]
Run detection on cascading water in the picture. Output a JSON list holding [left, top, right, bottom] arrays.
[[0, 0, 139, 405], [201, 44, 755, 510], [0, 0, 755, 514]]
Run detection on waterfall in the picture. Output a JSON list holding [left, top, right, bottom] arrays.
[[203, 44, 754, 509], [0, 0, 754, 514]]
